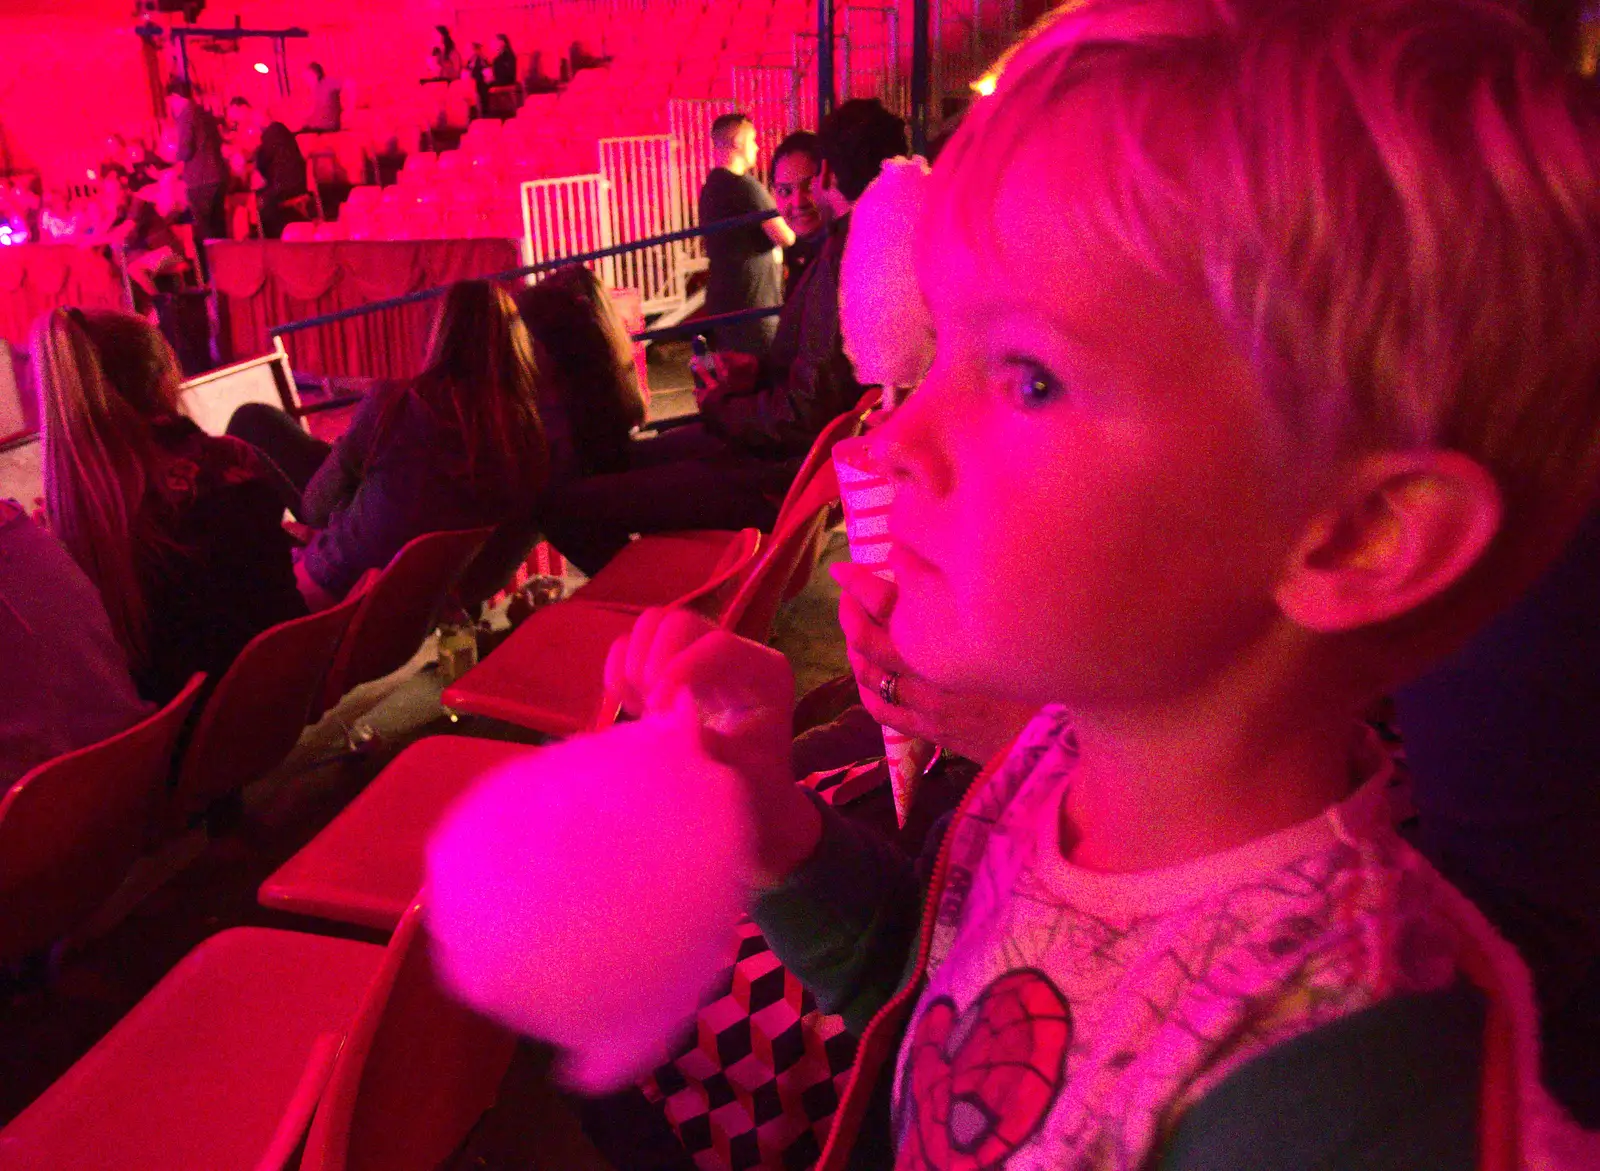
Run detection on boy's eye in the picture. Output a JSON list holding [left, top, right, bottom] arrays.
[[1003, 359, 1066, 409]]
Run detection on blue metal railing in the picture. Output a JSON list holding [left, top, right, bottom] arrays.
[[269, 208, 781, 339]]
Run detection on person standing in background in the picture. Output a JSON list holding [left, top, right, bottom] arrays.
[[164, 79, 228, 247], [698, 112, 794, 357], [492, 34, 519, 87], [301, 62, 342, 133], [465, 42, 493, 116], [428, 25, 464, 81]]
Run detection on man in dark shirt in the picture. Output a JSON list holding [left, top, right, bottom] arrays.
[[541, 101, 909, 574], [228, 98, 308, 239], [699, 112, 795, 357], [771, 131, 828, 301], [165, 79, 228, 243]]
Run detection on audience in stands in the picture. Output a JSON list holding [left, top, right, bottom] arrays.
[[301, 62, 342, 133], [770, 131, 827, 300], [699, 111, 794, 357], [226, 98, 309, 240], [164, 79, 228, 245], [0, 499, 151, 788], [227, 281, 548, 610], [33, 308, 305, 703], [427, 25, 465, 82], [543, 100, 906, 574], [515, 265, 647, 484]]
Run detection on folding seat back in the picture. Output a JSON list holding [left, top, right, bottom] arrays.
[[300, 900, 517, 1171], [0, 674, 205, 964], [165, 593, 365, 829], [321, 527, 494, 713]]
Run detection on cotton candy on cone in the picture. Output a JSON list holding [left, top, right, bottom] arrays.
[[832, 437, 935, 825], [425, 698, 755, 1093], [840, 156, 936, 390]]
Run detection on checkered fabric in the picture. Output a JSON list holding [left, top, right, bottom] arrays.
[[641, 762, 886, 1171]]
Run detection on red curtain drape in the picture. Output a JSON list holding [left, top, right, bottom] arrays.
[[210, 239, 524, 382], [0, 245, 127, 349]]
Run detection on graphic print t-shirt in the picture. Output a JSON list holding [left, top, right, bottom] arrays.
[[890, 706, 1465, 1171]]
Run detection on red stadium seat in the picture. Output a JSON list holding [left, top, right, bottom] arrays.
[[162, 593, 365, 832], [439, 394, 870, 738], [0, 927, 385, 1169], [439, 528, 761, 737], [299, 900, 518, 1171], [0, 674, 205, 967], [320, 526, 493, 715], [259, 737, 535, 932], [574, 388, 875, 617]]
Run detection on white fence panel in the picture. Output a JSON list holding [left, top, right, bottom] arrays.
[[732, 64, 808, 144], [520, 173, 618, 290], [598, 134, 688, 313]]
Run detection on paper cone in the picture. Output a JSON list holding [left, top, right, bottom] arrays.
[[832, 435, 935, 826]]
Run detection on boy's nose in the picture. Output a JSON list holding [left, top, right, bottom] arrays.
[[870, 382, 953, 498]]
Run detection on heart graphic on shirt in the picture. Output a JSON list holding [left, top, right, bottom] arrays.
[[898, 969, 1071, 1171]]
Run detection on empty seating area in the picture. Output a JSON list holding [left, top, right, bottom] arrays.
[[299, 0, 833, 245]]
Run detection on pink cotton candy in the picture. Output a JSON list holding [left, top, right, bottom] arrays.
[[840, 155, 936, 389], [425, 701, 756, 1093]]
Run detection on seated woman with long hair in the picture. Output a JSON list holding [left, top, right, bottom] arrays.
[[515, 265, 646, 484], [33, 307, 306, 703], [230, 280, 549, 610]]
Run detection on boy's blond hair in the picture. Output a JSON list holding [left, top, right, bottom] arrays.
[[929, 0, 1600, 611]]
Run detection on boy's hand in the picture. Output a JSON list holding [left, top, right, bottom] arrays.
[[832, 561, 1035, 763], [604, 608, 821, 884]]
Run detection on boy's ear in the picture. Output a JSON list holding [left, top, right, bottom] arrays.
[[1274, 451, 1502, 633]]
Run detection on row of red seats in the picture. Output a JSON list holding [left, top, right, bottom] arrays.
[[0, 394, 877, 1168]]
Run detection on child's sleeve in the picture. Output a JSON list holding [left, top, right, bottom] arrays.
[[750, 788, 924, 1034], [1156, 982, 1484, 1171]]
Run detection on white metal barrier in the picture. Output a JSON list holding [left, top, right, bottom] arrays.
[[519, 173, 619, 290], [597, 134, 689, 313], [732, 64, 809, 143]]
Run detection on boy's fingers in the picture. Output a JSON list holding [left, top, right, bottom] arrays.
[[622, 607, 672, 697], [828, 561, 897, 624], [641, 609, 718, 707], [602, 634, 633, 713], [839, 590, 906, 674], [854, 662, 937, 743]]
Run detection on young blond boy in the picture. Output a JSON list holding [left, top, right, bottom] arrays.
[[605, 0, 1600, 1166]]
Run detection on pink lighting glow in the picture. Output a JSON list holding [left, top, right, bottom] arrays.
[[253, 62, 270, 74]]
